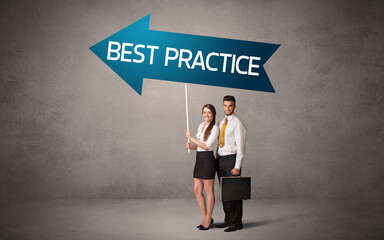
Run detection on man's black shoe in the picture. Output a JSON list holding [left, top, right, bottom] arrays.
[[224, 225, 243, 232], [215, 222, 230, 228]]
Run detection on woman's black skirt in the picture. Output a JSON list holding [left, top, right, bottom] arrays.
[[193, 151, 216, 179]]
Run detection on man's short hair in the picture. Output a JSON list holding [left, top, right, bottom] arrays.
[[223, 95, 236, 105]]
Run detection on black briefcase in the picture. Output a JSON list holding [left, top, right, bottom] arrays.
[[220, 176, 251, 201]]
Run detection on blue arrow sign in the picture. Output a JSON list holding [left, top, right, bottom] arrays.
[[90, 14, 280, 95]]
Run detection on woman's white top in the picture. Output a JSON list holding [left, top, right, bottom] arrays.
[[196, 121, 219, 152]]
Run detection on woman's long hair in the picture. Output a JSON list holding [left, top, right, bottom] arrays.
[[202, 104, 216, 141]]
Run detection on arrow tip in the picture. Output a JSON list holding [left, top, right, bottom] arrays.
[[89, 15, 152, 95]]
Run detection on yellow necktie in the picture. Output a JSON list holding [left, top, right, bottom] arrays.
[[219, 118, 228, 148]]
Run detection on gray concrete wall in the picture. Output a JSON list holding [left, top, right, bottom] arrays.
[[1, 0, 383, 199]]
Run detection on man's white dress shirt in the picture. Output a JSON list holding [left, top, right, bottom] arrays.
[[218, 114, 247, 169]]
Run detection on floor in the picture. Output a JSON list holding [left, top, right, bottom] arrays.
[[1, 199, 383, 240]]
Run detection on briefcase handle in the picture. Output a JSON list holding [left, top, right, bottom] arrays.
[[229, 173, 241, 178]]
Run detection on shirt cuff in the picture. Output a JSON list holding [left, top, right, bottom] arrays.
[[234, 162, 241, 170]]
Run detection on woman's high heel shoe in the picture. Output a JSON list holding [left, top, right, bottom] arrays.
[[199, 218, 214, 230], [197, 218, 213, 229]]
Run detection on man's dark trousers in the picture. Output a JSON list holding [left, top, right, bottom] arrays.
[[217, 154, 243, 228]]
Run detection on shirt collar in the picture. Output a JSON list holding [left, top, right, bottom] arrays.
[[225, 113, 236, 121]]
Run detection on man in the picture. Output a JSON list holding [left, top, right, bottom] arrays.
[[216, 95, 247, 232]]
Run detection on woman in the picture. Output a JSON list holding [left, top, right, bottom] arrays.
[[186, 104, 219, 230]]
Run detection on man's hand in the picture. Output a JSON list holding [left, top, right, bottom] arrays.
[[186, 142, 192, 149], [231, 168, 240, 176]]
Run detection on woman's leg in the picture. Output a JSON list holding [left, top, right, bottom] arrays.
[[194, 178, 207, 224], [202, 179, 215, 227]]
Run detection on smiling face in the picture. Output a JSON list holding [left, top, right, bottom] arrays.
[[223, 100, 236, 116], [202, 107, 213, 123]]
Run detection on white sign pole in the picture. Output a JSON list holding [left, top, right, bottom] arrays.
[[185, 84, 190, 154]]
